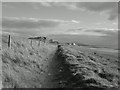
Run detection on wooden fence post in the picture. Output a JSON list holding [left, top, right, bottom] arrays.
[[30, 39, 32, 46], [8, 35, 11, 48]]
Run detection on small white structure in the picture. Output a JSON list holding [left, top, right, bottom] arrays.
[[72, 43, 76, 45]]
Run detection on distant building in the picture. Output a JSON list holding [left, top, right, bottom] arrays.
[[71, 43, 76, 45]]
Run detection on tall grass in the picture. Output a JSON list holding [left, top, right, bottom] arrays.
[[2, 35, 56, 88]]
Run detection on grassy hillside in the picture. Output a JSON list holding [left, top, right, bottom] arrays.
[[2, 35, 57, 88], [57, 46, 119, 89], [1, 34, 119, 89]]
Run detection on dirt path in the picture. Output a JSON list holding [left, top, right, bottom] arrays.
[[40, 48, 72, 88], [37, 47, 58, 88]]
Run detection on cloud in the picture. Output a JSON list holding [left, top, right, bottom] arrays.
[[2, 17, 79, 29], [3, 2, 118, 21], [38, 2, 52, 7], [2, 0, 120, 2], [67, 27, 118, 36], [77, 2, 118, 21], [71, 20, 80, 23], [68, 28, 86, 32], [2, 17, 63, 36], [37, 2, 118, 21], [70, 27, 118, 32], [2, 17, 62, 29], [85, 28, 118, 36], [2, 17, 80, 35], [77, 2, 117, 11], [72, 2, 118, 20]]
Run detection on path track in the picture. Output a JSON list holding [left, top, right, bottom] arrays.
[[40, 48, 72, 88]]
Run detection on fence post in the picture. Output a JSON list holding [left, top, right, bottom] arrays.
[[30, 39, 32, 46], [8, 35, 11, 48]]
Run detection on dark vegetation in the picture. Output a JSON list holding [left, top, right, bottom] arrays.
[[56, 46, 119, 89]]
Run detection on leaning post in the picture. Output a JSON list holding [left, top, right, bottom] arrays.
[[8, 35, 11, 48]]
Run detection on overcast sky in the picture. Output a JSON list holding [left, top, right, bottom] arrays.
[[2, 0, 119, 36]]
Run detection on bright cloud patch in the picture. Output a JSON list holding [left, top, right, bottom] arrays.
[[2, 17, 80, 29], [2, 17, 62, 29]]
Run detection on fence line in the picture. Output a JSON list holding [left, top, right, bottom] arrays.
[[7, 35, 47, 48]]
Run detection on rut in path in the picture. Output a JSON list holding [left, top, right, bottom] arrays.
[[41, 48, 73, 88]]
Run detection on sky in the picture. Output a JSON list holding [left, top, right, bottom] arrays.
[[1, 0, 119, 37]]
